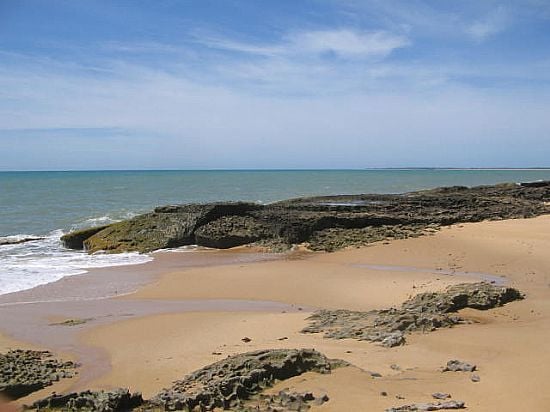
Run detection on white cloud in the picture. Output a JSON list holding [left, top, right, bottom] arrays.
[[101, 41, 182, 54], [192, 36, 284, 57], [466, 6, 510, 41], [288, 29, 409, 58], [196, 28, 409, 60], [1, 19, 550, 169]]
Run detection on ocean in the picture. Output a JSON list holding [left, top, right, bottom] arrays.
[[2, 169, 550, 295]]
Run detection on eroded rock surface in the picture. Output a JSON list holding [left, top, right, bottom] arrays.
[[149, 349, 341, 411], [443, 360, 476, 372], [80, 203, 259, 253], [302, 282, 523, 347], [386, 400, 466, 411], [61, 181, 550, 254], [0, 350, 78, 400], [242, 389, 329, 411], [29, 389, 143, 411], [27, 349, 340, 411]]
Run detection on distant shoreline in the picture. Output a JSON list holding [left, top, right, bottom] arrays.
[[2, 167, 550, 173]]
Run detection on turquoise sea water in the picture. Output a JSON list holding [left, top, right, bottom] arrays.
[[1, 169, 550, 295], [3, 169, 550, 236]]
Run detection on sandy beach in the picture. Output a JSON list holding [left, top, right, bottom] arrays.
[[2, 215, 550, 410]]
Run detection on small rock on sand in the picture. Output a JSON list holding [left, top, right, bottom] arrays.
[[443, 360, 476, 372]]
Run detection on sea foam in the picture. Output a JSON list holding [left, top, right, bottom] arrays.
[[0, 229, 152, 295]]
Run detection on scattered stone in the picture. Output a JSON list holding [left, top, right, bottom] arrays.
[[443, 360, 476, 372], [314, 393, 330, 405], [241, 337, 252, 343], [368, 371, 383, 378], [390, 364, 401, 371], [0, 350, 78, 400], [303, 282, 523, 347], [381, 391, 388, 396], [386, 400, 466, 411], [149, 349, 343, 410], [243, 389, 329, 411], [471, 374, 481, 382], [49, 318, 93, 327], [277, 336, 288, 341], [29, 388, 143, 411], [432, 392, 451, 400]]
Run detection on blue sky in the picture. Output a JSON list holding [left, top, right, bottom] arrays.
[[1, 0, 550, 170]]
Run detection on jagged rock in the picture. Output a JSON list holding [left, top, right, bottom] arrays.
[[148, 349, 343, 410], [60, 181, 550, 254], [303, 283, 523, 347], [0, 350, 78, 400], [83, 203, 260, 253], [443, 360, 476, 372], [60, 225, 110, 250], [29, 388, 143, 411], [432, 393, 451, 400], [194, 215, 275, 248], [0, 237, 45, 246], [471, 374, 481, 382], [386, 400, 465, 411], [243, 389, 329, 411]]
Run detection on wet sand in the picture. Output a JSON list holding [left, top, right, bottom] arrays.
[[2, 216, 550, 410]]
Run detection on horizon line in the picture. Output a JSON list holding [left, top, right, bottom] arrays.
[[2, 167, 550, 173]]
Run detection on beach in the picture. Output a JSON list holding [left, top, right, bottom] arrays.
[[2, 214, 550, 410], [3, 0, 550, 407]]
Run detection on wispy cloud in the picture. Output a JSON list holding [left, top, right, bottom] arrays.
[[101, 41, 183, 54], [1, 0, 550, 169], [196, 28, 409, 60], [466, 6, 511, 42], [289, 29, 409, 58]]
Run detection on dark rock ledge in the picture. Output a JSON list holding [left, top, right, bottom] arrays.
[[0, 350, 78, 400], [61, 181, 550, 254], [302, 282, 523, 347], [27, 349, 345, 411]]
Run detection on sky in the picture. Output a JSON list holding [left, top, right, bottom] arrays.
[[1, 0, 550, 170]]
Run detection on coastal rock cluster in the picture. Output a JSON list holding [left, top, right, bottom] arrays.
[[0, 350, 78, 399], [244, 389, 329, 411], [386, 400, 466, 411], [149, 348, 342, 411], [61, 181, 550, 253], [30, 389, 143, 411], [28, 349, 341, 411], [302, 282, 523, 347]]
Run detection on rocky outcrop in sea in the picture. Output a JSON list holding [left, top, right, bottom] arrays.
[[61, 181, 550, 254]]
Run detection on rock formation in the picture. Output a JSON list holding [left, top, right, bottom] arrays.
[[149, 348, 342, 411], [28, 349, 342, 411], [61, 181, 550, 254], [0, 350, 78, 400], [302, 282, 523, 347]]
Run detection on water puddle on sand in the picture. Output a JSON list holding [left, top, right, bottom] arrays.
[[0, 298, 305, 389], [351, 263, 506, 285], [0, 249, 298, 389]]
